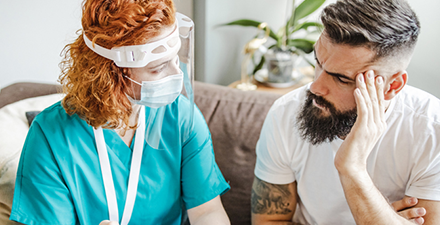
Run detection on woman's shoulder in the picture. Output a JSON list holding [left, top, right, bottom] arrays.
[[33, 101, 85, 130], [35, 101, 68, 121]]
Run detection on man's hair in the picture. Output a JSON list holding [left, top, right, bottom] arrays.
[[320, 0, 420, 60]]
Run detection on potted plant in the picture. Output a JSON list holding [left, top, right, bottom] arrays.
[[224, 0, 325, 84]]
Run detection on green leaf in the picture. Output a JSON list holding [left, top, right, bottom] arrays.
[[291, 0, 326, 26], [303, 30, 321, 41], [287, 0, 297, 35], [287, 38, 315, 53], [296, 49, 316, 68], [291, 21, 323, 34], [222, 19, 279, 41], [268, 44, 277, 49], [252, 55, 266, 75]]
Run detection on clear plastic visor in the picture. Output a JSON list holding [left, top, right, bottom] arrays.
[[83, 13, 195, 150]]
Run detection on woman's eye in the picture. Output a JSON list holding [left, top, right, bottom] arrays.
[[150, 64, 167, 74]]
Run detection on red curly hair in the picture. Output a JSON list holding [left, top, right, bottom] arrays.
[[59, 0, 176, 129]]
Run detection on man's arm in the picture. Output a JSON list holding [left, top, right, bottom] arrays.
[[335, 71, 440, 224], [251, 177, 298, 225], [338, 169, 418, 224], [187, 195, 230, 225]]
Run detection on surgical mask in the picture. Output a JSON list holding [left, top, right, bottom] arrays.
[[125, 73, 183, 108]]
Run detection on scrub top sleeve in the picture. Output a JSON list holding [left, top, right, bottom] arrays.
[[10, 121, 77, 225], [180, 107, 230, 210]]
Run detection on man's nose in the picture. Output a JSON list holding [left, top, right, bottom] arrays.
[[310, 69, 329, 97]]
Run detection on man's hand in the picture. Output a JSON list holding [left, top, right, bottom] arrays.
[[334, 71, 417, 224], [392, 196, 426, 224], [99, 220, 118, 225], [334, 70, 386, 174]]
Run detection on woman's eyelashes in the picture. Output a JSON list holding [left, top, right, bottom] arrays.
[[150, 57, 179, 74], [150, 62, 169, 74]]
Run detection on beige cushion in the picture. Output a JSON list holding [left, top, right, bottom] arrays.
[[0, 93, 64, 225]]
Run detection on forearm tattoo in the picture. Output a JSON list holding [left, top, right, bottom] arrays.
[[251, 177, 293, 215]]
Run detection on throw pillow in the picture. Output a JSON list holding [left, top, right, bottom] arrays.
[[0, 93, 64, 225]]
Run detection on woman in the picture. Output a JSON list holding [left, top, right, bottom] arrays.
[[9, 0, 230, 224]]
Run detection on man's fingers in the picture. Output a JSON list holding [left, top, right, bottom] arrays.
[[392, 196, 418, 211], [410, 217, 425, 225], [356, 73, 371, 109], [365, 70, 378, 105], [397, 207, 426, 220], [375, 76, 386, 119], [414, 216, 425, 225], [354, 74, 368, 124]]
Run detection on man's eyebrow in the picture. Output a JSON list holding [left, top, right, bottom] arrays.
[[313, 48, 355, 82]]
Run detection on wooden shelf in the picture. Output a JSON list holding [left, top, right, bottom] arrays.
[[228, 75, 313, 95]]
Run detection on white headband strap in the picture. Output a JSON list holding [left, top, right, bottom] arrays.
[[83, 21, 181, 68]]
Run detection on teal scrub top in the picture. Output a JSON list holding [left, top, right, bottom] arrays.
[[10, 95, 230, 225]]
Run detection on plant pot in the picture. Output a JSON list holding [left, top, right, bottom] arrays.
[[265, 49, 298, 83]]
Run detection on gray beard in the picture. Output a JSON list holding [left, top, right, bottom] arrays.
[[297, 90, 357, 145]]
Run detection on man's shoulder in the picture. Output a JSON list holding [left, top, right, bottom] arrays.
[[271, 83, 310, 113], [395, 85, 440, 124]]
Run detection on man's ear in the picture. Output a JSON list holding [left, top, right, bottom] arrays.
[[384, 71, 408, 100]]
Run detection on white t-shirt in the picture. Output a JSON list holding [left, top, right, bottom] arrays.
[[255, 83, 440, 225]]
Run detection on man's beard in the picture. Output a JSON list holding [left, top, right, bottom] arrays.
[[297, 90, 357, 145]]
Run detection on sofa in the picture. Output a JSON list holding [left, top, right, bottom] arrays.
[[0, 81, 282, 225]]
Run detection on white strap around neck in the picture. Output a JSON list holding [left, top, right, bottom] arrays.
[[94, 106, 146, 225]]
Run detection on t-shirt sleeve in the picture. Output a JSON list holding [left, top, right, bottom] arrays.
[[406, 143, 440, 201], [254, 104, 296, 185], [180, 106, 230, 210], [10, 121, 77, 225]]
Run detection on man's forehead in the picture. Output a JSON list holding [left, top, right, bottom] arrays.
[[315, 35, 383, 78]]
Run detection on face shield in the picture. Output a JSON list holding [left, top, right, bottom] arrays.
[[84, 12, 195, 149]]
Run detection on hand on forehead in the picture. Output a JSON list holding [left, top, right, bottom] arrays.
[[315, 34, 400, 81]]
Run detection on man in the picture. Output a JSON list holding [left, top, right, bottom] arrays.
[[252, 0, 440, 224]]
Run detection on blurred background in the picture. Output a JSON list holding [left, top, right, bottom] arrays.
[[1, 0, 439, 97]]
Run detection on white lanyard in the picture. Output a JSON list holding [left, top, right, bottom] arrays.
[[93, 106, 145, 225]]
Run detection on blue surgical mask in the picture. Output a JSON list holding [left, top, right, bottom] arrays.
[[126, 72, 183, 108]]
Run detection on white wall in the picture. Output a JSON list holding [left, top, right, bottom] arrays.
[[0, 0, 192, 90], [196, 0, 440, 98], [405, 0, 440, 97], [0, 0, 83, 89], [1, 0, 439, 98]]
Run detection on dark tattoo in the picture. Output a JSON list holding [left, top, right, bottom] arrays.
[[251, 177, 293, 215]]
